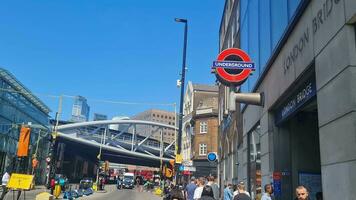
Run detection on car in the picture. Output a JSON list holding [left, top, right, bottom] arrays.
[[122, 173, 134, 189], [79, 177, 93, 190]]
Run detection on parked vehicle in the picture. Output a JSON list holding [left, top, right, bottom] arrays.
[[79, 177, 93, 190], [122, 172, 134, 189]]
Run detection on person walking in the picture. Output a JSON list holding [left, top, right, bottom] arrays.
[[185, 177, 197, 200], [294, 185, 310, 200], [261, 184, 273, 200], [207, 176, 219, 200], [0, 171, 10, 200], [200, 185, 215, 200], [224, 184, 233, 200], [193, 177, 205, 200], [233, 184, 251, 200]]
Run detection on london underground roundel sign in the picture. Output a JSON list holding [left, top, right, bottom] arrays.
[[212, 48, 255, 86]]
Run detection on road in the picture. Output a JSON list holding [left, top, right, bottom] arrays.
[[85, 187, 163, 200], [1, 185, 162, 200]]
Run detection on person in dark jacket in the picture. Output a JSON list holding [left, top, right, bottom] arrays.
[[170, 186, 185, 200], [200, 185, 215, 200], [233, 184, 251, 200]]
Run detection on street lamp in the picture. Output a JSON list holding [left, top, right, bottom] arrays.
[[175, 18, 188, 184], [174, 18, 187, 156]]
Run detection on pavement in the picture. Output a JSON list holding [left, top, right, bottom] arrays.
[[0, 184, 118, 200]]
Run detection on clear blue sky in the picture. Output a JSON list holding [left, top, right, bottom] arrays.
[[0, 1, 224, 120]]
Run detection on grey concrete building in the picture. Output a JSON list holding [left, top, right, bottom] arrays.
[[218, 0, 356, 199]]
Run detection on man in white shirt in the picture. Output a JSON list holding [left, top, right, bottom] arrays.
[[1, 171, 10, 200], [193, 177, 205, 200]]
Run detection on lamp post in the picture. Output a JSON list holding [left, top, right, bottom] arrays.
[[175, 17, 188, 184], [175, 18, 187, 156]]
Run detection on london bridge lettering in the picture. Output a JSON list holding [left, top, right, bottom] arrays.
[[283, 28, 310, 74], [283, 0, 340, 74], [280, 82, 315, 119], [312, 0, 341, 34]]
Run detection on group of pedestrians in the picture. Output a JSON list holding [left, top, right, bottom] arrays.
[[185, 176, 219, 200], [223, 182, 253, 200], [223, 182, 321, 200]]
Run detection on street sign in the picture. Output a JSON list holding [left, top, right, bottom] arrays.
[[7, 173, 34, 190], [183, 166, 196, 172], [212, 48, 255, 86], [175, 154, 183, 164], [182, 160, 193, 167], [207, 152, 218, 162], [179, 165, 184, 171]]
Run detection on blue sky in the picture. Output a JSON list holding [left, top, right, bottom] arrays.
[[0, 1, 224, 120]]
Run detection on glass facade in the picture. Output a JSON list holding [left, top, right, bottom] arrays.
[[247, 124, 261, 200], [239, 0, 302, 92], [71, 96, 90, 122], [0, 68, 50, 184]]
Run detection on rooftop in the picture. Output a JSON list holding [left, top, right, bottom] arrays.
[[0, 68, 51, 114]]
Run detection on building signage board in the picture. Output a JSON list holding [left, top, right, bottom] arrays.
[[275, 76, 316, 125], [182, 160, 193, 167], [273, 172, 282, 197], [7, 173, 34, 190], [212, 48, 255, 86], [183, 166, 196, 172]]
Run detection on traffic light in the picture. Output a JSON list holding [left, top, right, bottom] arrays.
[[165, 160, 175, 178], [104, 161, 109, 172]]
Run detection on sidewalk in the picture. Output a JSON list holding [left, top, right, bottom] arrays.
[[1, 184, 116, 200]]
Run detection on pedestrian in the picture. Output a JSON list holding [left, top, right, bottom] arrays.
[[233, 184, 251, 200], [261, 184, 273, 200], [294, 185, 310, 200], [232, 184, 238, 198], [170, 186, 185, 200], [185, 177, 197, 200], [237, 182, 250, 197], [200, 185, 215, 200], [193, 177, 205, 200], [0, 171, 10, 200], [224, 184, 233, 200], [207, 176, 219, 200]]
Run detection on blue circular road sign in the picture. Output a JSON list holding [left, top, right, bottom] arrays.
[[207, 152, 217, 162]]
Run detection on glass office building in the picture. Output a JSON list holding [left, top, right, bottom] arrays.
[[71, 95, 90, 122], [0, 68, 51, 184], [218, 0, 356, 199]]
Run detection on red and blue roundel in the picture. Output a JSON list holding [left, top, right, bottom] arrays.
[[212, 48, 255, 86]]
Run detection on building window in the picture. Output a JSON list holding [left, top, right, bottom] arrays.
[[153, 114, 155, 117], [200, 121, 208, 133], [199, 144, 207, 156]]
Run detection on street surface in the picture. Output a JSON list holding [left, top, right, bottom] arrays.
[[1, 185, 162, 200], [85, 187, 163, 200]]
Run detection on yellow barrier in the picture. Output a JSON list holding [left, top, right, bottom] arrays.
[[53, 185, 61, 199], [154, 187, 162, 196]]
